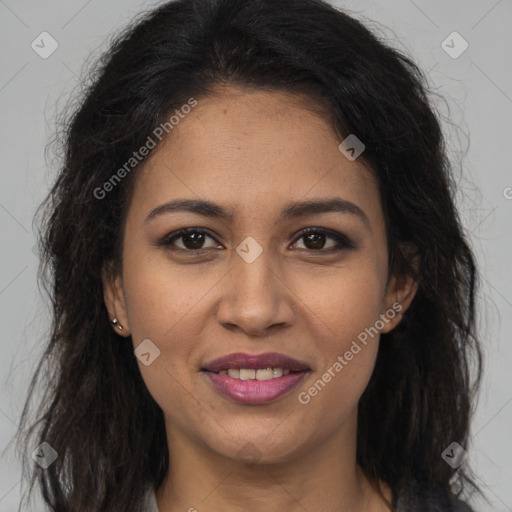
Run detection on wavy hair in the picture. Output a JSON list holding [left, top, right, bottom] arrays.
[[17, 0, 483, 510]]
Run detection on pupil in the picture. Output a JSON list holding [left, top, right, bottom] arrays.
[[305, 233, 325, 249], [184, 232, 205, 249]]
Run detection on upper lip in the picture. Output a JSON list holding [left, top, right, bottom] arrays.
[[201, 352, 310, 373]]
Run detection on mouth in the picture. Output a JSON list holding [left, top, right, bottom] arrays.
[[201, 352, 311, 404]]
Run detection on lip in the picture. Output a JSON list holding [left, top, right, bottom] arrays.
[[201, 352, 310, 372], [201, 352, 310, 405]]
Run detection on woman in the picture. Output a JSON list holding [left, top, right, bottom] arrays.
[[18, 0, 483, 510]]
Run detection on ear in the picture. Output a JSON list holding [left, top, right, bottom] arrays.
[[379, 270, 418, 335], [101, 261, 130, 337]]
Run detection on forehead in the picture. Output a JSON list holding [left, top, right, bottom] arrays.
[[129, 87, 382, 227]]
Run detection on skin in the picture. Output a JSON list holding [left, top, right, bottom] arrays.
[[103, 85, 417, 512]]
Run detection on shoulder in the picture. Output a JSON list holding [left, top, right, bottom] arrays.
[[394, 478, 476, 512]]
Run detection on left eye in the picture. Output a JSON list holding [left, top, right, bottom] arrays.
[[291, 228, 353, 252]]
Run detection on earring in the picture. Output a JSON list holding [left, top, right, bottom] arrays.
[[111, 318, 124, 331]]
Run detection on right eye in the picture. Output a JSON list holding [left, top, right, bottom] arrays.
[[158, 228, 223, 252]]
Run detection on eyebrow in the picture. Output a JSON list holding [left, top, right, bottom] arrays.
[[144, 197, 370, 229]]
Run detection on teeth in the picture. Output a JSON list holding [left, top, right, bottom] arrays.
[[272, 367, 283, 378], [239, 369, 256, 380], [219, 367, 294, 380], [256, 368, 274, 381]]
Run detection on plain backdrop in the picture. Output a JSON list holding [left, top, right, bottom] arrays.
[[0, 0, 511, 510]]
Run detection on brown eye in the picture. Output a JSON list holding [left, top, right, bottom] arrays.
[[302, 232, 328, 250], [159, 228, 222, 252], [181, 231, 206, 250], [291, 228, 355, 252]]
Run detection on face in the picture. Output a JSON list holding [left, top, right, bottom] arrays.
[[103, 85, 416, 465]]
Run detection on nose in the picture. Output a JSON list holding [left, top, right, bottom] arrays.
[[216, 247, 296, 337]]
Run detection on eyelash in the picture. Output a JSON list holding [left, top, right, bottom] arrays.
[[157, 227, 355, 254]]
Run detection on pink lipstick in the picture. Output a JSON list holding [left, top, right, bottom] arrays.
[[201, 352, 310, 405]]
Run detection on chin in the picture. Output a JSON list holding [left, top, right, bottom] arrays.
[[204, 426, 313, 466]]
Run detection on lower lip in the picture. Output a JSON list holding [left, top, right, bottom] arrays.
[[204, 371, 308, 404]]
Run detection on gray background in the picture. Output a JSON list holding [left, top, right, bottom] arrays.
[[0, 0, 511, 510]]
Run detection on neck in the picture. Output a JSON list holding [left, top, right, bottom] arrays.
[[155, 412, 392, 512]]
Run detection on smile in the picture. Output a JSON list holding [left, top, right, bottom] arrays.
[[201, 352, 310, 404], [218, 368, 290, 380]]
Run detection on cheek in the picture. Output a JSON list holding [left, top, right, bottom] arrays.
[[294, 264, 385, 409], [121, 249, 221, 342], [125, 286, 206, 434], [119, 265, 191, 399], [300, 260, 386, 346], [120, 253, 219, 402]]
